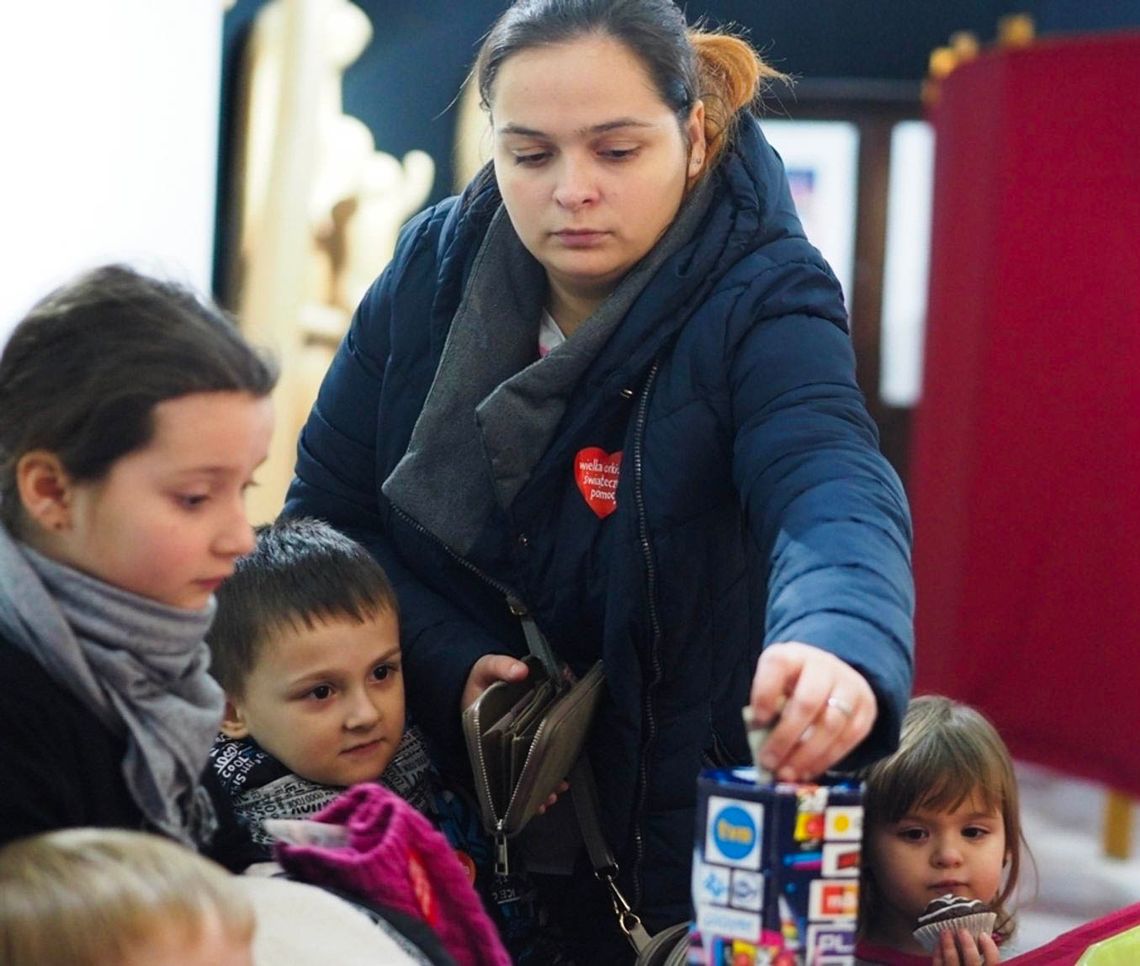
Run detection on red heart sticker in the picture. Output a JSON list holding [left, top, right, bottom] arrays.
[[575, 447, 622, 519]]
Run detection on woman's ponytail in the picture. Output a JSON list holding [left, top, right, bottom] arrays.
[[690, 31, 786, 169]]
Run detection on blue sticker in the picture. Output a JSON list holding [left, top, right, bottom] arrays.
[[704, 795, 763, 869]]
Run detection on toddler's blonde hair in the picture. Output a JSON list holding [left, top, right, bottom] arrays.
[[0, 827, 254, 966]]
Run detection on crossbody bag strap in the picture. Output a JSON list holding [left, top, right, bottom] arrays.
[[570, 757, 653, 953], [509, 596, 562, 680], [519, 614, 562, 680], [513, 606, 653, 954]]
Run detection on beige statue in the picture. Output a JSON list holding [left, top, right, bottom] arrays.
[[231, 0, 435, 523], [453, 74, 491, 192]]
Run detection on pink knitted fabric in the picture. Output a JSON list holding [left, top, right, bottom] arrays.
[[274, 784, 510, 966]]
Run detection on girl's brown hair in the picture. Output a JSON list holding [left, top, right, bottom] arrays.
[[859, 695, 1027, 944], [0, 264, 277, 535]]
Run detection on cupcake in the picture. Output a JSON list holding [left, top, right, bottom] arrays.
[[912, 894, 996, 953]]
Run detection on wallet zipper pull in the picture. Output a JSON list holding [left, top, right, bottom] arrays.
[[494, 822, 510, 876]]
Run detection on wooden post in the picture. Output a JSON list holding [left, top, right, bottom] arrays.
[[1104, 790, 1133, 860]]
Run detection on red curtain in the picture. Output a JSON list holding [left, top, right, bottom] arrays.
[[909, 32, 1140, 796]]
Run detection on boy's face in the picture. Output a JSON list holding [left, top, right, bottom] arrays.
[[222, 609, 404, 787]]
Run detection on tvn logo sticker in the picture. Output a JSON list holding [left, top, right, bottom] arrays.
[[704, 796, 762, 869], [808, 879, 859, 921], [821, 842, 861, 877], [693, 861, 731, 906], [823, 805, 863, 841], [805, 923, 856, 965]]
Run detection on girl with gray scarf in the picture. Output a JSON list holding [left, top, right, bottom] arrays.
[[0, 265, 276, 855]]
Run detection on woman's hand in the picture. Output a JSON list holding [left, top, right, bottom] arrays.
[[748, 642, 876, 782], [460, 653, 530, 711], [932, 927, 1001, 965]]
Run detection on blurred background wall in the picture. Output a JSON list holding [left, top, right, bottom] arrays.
[[0, 1, 223, 345], [216, 0, 1139, 243], [209, 1, 1140, 511]]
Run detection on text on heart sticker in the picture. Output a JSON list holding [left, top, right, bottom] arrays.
[[574, 447, 622, 519]]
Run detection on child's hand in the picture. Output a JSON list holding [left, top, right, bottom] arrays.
[[461, 654, 530, 711], [932, 927, 1000, 965]]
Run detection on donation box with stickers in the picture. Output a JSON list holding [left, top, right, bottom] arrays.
[[690, 768, 862, 965]]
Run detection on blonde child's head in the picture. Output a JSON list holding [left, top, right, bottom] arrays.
[[859, 695, 1024, 948], [209, 517, 404, 788], [0, 828, 254, 966]]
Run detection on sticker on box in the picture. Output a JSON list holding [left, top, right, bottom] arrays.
[[807, 879, 859, 921], [693, 861, 731, 906], [797, 786, 829, 811], [794, 810, 825, 843], [782, 849, 822, 873], [820, 842, 860, 877], [806, 922, 856, 960], [823, 805, 862, 841], [730, 869, 763, 911], [705, 796, 763, 869], [776, 894, 803, 951], [696, 904, 761, 941], [706, 937, 778, 966]]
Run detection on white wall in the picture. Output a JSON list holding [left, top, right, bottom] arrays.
[[761, 120, 860, 314], [880, 120, 934, 407], [0, 1, 224, 345]]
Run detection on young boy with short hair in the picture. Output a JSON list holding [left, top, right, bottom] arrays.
[[207, 517, 433, 850], [206, 517, 562, 964]]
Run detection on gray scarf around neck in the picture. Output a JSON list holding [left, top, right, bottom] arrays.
[[0, 526, 222, 846], [383, 177, 714, 557]]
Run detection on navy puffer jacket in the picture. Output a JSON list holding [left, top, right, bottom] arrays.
[[286, 118, 913, 929]]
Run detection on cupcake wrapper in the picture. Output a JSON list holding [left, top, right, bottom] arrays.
[[913, 912, 997, 953]]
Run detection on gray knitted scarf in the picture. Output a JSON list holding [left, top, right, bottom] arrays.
[[211, 725, 435, 850], [0, 525, 222, 846], [383, 176, 714, 556]]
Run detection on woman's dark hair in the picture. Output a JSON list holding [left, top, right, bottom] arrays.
[[474, 0, 784, 170], [207, 517, 399, 696], [0, 263, 277, 532]]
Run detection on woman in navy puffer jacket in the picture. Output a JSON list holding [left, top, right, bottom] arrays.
[[286, 0, 914, 959]]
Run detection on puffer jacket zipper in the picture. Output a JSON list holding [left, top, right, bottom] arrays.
[[629, 358, 663, 915], [394, 362, 666, 914], [393, 504, 523, 606], [390, 505, 535, 875]]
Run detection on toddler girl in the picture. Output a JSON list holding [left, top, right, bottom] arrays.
[[857, 695, 1026, 965], [0, 264, 276, 857]]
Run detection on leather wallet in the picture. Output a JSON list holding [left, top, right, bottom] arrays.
[[462, 656, 605, 843]]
